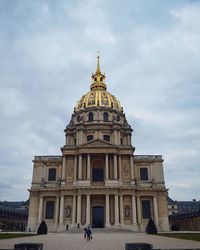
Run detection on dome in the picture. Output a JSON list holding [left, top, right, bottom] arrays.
[[76, 89, 122, 111], [75, 56, 123, 112]]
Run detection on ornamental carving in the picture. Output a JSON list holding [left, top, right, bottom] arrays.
[[122, 159, 130, 179], [101, 92, 109, 105], [66, 158, 74, 178]]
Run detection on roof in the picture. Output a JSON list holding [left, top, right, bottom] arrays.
[[177, 200, 200, 212], [0, 204, 28, 214], [167, 197, 177, 205]]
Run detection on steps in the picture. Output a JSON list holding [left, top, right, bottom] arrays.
[[62, 227, 137, 234]]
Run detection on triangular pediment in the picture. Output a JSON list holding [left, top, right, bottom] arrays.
[[81, 139, 114, 148]]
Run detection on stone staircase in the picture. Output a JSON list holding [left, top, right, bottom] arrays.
[[62, 227, 137, 234]]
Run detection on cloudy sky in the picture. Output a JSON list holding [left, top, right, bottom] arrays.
[[0, 0, 200, 202]]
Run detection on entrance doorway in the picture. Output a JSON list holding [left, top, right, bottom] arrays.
[[92, 206, 104, 228]]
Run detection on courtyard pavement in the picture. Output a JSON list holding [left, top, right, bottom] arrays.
[[0, 232, 200, 250]]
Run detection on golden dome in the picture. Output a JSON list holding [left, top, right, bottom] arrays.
[[76, 57, 123, 112]]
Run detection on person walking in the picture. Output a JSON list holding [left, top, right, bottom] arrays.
[[84, 227, 87, 239], [86, 227, 92, 241]]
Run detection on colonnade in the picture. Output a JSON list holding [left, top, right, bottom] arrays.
[[61, 154, 135, 181], [37, 194, 159, 228]]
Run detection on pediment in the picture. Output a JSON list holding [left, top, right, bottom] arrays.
[[81, 139, 114, 148]]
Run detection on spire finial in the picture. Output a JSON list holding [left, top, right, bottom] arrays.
[[96, 51, 101, 74], [90, 53, 107, 91]]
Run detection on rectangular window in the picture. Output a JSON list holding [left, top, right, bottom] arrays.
[[140, 167, 148, 180], [142, 200, 151, 219], [103, 135, 110, 142], [87, 135, 93, 141], [45, 201, 54, 219], [48, 168, 56, 181]]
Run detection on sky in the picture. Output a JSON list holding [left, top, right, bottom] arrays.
[[0, 0, 200, 202]]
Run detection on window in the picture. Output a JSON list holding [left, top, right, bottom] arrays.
[[88, 112, 93, 122], [87, 135, 93, 141], [45, 201, 54, 219], [142, 200, 151, 219], [48, 168, 56, 181], [140, 167, 148, 181], [92, 168, 104, 182], [103, 112, 109, 122], [120, 138, 123, 145], [103, 135, 110, 142], [117, 115, 120, 121]]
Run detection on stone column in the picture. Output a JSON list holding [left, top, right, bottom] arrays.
[[118, 131, 120, 145], [105, 154, 109, 180], [87, 154, 91, 180], [130, 155, 134, 180], [120, 195, 124, 225], [79, 130, 83, 144], [77, 195, 81, 225], [55, 196, 59, 226], [72, 195, 76, 225], [59, 195, 64, 224], [38, 197, 43, 224], [43, 165, 47, 179], [105, 194, 110, 227], [86, 194, 90, 225], [62, 156, 66, 180], [114, 195, 119, 226], [74, 156, 77, 181], [114, 131, 117, 144], [118, 155, 122, 181], [153, 196, 159, 224], [132, 195, 137, 224], [137, 196, 141, 223], [78, 155, 82, 180], [114, 154, 118, 180]]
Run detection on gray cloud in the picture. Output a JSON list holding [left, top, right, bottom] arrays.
[[0, 0, 200, 201]]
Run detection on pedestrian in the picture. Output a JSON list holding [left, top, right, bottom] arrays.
[[66, 224, 68, 231], [86, 227, 92, 241], [84, 227, 87, 239], [77, 223, 80, 229]]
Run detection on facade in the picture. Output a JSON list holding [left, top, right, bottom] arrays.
[[0, 203, 28, 231], [28, 57, 169, 232], [167, 197, 178, 215], [169, 210, 200, 231]]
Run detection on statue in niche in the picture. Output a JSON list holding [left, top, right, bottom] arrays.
[[124, 206, 130, 218], [40, 177, 46, 188], [57, 177, 61, 187], [65, 206, 71, 218]]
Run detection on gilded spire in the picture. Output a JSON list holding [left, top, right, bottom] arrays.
[[90, 56, 107, 91], [96, 56, 101, 74]]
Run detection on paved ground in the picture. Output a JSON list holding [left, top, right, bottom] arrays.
[[0, 232, 200, 250]]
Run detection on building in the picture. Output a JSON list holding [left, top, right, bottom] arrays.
[[167, 197, 200, 215], [169, 209, 200, 231], [28, 57, 169, 232], [167, 198, 200, 231], [167, 197, 178, 215], [0, 203, 28, 231]]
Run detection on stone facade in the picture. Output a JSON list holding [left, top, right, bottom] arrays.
[[28, 57, 169, 232]]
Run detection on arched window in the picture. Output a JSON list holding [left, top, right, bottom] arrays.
[[103, 112, 109, 122], [103, 135, 110, 142], [88, 112, 93, 121]]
